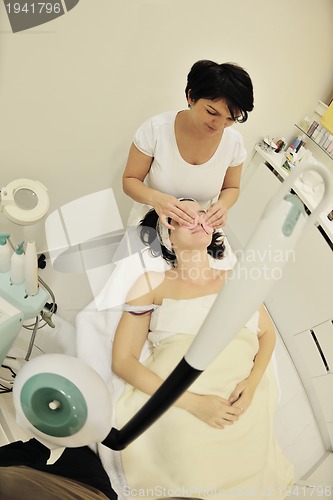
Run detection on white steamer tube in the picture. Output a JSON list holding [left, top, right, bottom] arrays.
[[188, 161, 332, 369], [103, 162, 332, 450]]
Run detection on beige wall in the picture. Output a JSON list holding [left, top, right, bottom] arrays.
[[1, 0, 333, 250]]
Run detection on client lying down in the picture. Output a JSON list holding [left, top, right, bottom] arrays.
[[109, 198, 294, 499]]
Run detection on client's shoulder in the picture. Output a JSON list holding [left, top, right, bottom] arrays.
[[126, 271, 166, 304]]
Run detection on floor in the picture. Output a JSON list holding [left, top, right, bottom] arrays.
[[0, 305, 332, 498]]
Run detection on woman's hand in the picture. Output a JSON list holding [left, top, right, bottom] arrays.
[[186, 393, 244, 429], [203, 200, 228, 229], [228, 379, 256, 412], [152, 192, 196, 229]]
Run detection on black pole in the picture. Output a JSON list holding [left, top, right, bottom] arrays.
[[102, 357, 202, 450]]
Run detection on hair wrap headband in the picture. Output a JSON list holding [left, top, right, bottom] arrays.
[[156, 217, 173, 252], [156, 198, 198, 252]]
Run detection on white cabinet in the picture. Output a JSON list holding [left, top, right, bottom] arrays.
[[266, 223, 333, 335], [227, 146, 333, 456], [228, 149, 333, 335]]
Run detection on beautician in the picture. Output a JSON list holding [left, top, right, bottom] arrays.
[[123, 59, 254, 268]]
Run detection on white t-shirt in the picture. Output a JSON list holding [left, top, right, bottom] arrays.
[[128, 110, 247, 270], [133, 110, 247, 204]]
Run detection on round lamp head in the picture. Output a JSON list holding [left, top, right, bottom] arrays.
[[13, 354, 113, 448], [0, 179, 49, 225]]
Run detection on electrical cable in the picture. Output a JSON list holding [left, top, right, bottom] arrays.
[[21, 274, 57, 359], [24, 316, 39, 361], [0, 364, 16, 394], [22, 275, 57, 331], [1, 364, 16, 378]]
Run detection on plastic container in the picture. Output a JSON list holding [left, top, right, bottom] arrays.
[[307, 120, 319, 137], [319, 131, 328, 148], [312, 125, 322, 140], [275, 138, 286, 153], [0, 233, 11, 273], [24, 241, 39, 296], [291, 136, 302, 151], [285, 145, 295, 160], [323, 134, 333, 151], [314, 127, 325, 144], [10, 241, 25, 285]]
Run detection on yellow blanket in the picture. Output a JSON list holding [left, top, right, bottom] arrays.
[[115, 297, 294, 499]]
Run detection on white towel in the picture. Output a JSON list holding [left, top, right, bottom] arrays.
[[75, 250, 166, 499]]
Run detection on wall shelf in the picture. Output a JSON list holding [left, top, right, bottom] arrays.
[[295, 124, 333, 161]]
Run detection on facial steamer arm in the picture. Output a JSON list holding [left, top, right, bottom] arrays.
[[103, 162, 332, 450]]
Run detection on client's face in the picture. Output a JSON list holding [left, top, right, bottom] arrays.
[[169, 200, 213, 251]]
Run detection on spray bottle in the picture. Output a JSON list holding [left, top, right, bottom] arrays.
[[24, 241, 39, 296], [0, 233, 11, 273], [10, 241, 25, 285]]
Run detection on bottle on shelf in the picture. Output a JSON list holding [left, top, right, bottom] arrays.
[[282, 145, 296, 172], [275, 138, 286, 153], [307, 120, 319, 137], [286, 144, 295, 158], [312, 125, 322, 141], [10, 240, 25, 285], [0, 233, 11, 273], [291, 136, 303, 152], [314, 127, 325, 145], [319, 131, 329, 148], [326, 136, 333, 157], [323, 134, 333, 151]]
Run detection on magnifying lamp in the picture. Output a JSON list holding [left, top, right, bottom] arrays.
[[0, 179, 49, 225], [13, 354, 113, 448]]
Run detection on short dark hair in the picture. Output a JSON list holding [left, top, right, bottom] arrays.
[[185, 59, 254, 123], [138, 208, 226, 267]]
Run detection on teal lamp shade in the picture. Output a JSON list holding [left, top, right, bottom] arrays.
[[13, 354, 112, 448]]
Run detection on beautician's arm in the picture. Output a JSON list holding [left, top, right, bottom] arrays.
[[204, 164, 242, 228], [229, 304, 276, 408], [122, 144, 195, 228]]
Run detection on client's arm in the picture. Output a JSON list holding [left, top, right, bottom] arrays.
[[112, 273, 242, 429], [229, 304, 276, 410], [112, 273, 165, 397]]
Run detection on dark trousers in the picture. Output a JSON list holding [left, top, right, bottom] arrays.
[[0, 438, 117, 499]]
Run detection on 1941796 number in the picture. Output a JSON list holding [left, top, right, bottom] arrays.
[[5, 3, 62, 14], [280, 484, 332, 497]]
